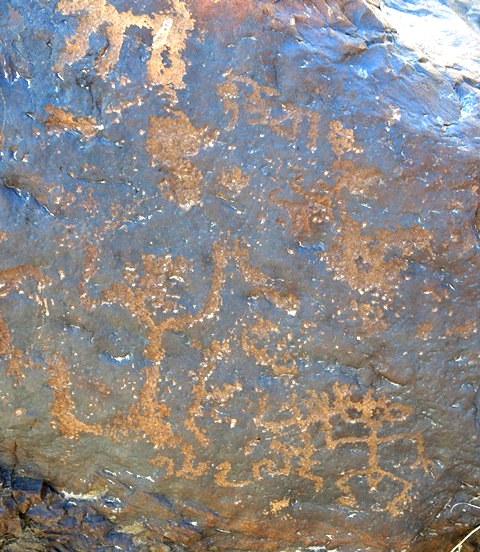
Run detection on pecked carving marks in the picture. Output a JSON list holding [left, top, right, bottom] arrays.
[[318, 383, 431, 516], [271, 175, 332, 245], [146, 111, 210, 210], [44, 104, 99, 140], [50, 238, 300, 469], [48, 266, 431, 519], [44, 206, 432, 521], [49, 357, 103, 439], [49, 241, 231, 477], [54, 0, 194, 89], [328, 119, 363, 158], [241, 318, 298, 377], [213, 383, 431, 517], [216, 73, 434, 309], [217, 75, 321, 146], [0, 264, 48, 381], [321, 215, 432, 298], [50, 355, 430, 517]]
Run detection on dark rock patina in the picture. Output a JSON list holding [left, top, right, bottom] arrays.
[[0, 465, 140, 551], [0, 0, 479, 550]]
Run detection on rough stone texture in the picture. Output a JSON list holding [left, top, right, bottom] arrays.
[[0, 0, 478, 550], [0, 465, 141, 551]]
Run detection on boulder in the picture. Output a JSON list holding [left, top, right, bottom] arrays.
[[0, 0, 478, 550]]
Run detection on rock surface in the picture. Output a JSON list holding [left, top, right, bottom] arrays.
[[0, 465, 140, 551], [0, 0, 479, 550]]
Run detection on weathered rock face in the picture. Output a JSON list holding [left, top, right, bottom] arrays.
[[0, 0, 478, 550], [0, 466, 140, 551]]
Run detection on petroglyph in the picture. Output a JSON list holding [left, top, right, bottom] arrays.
[[48, 329, 428, 518], [241, 318, 297, 377], [0, 264, 47, 381], [44, 104, 100, 139], [328, 120, 363, 157], [49, 357, 103, 439], [270, 175, 332, 243], [217, 166, 250, 196], [147, 111, 208, 209], [33, 58, 436, 526], [217, 79, 239, 131], [217, 73, 321, 140], [54, 0, 194, 90], [2, 0, 479, 548], [270, 130, 432, 322], [49, 241, 229, 473], [320, 215, 432, 297], [316, 383, 431, 516], [232, 239, 299, 314], [186, 338, 238, 447], [214, 461, 251, 488], [44, 222, 430, 517], [215, 382, 430, 515], [251, 392, 325, 492]]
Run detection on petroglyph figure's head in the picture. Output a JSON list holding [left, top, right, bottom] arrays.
[[54, 0, 194, 90]]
